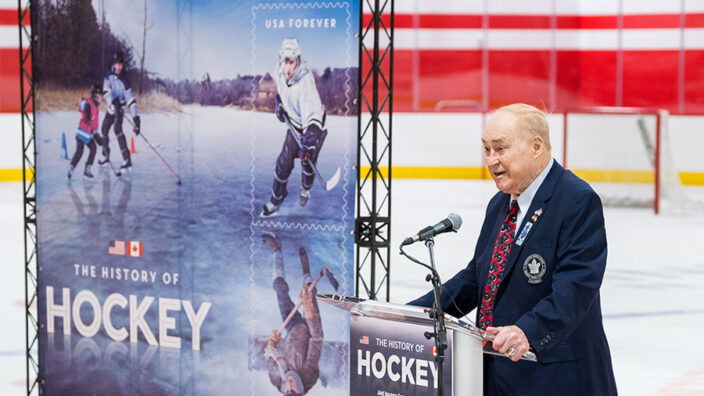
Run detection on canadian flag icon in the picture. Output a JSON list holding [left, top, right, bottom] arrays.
[[431, 346, 437, 356], [127, 241, 143, 257]]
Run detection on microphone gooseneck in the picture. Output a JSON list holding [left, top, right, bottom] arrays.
[[401, 213, 462, 246]]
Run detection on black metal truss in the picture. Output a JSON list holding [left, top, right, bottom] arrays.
[[356, 0, 393, 301], [18, 0, 39, 394]]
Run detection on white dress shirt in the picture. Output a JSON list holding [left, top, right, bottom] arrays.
[[510, 158, 554, 234]]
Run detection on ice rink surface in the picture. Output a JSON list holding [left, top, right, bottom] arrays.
[[2, 178, 704, 395]]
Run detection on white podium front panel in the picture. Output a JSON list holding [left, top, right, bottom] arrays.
[[453, 330, 483, 396], [319, 294, 536, 396]]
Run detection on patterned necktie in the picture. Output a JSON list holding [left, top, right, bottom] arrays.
[[478, 199, 519, 330]]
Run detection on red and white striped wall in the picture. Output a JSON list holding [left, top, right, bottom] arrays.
[[2, 1, 704, 184], [0, 1, 24, 181], [365, 0, 704, 114], [0, 0, 24, 114]]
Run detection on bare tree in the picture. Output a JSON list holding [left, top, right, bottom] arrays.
[[139, 0, 153, 94]]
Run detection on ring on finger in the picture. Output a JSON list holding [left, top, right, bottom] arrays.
[[506, 347, 517, 358]]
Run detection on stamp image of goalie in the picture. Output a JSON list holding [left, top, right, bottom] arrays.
[[261, 38, 328, 217]]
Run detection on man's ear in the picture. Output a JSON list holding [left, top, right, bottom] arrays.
[[532, 135, 544, 157]]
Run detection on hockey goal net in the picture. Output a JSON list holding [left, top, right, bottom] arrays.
[[563, 107, 696, 214]]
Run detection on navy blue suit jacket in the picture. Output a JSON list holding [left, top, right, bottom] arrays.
[[409, 161, 617, 395]]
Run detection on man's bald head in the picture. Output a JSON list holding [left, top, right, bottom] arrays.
[[482, 104, 552, 195], [493, 103, 551, 151]]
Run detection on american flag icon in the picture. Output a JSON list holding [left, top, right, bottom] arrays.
[[359, 335, 369, 345], [108, 240, 125, 256]]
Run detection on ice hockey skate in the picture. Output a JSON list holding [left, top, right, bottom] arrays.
[[260, 201, 280, 217], [119, 158, 132, 172], [98, 153, 110, 166], [299, 188, 310, 207], [83, 165, 93, 178]]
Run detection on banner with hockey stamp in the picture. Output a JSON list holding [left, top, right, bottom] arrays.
[[248, 2, 359, 395], [33, 1, 358, 395]]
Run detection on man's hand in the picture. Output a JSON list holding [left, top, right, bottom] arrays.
[[275, 94, 287, 123], [267, 329, 281, 348], [485, 325, 530, 362], [133, 115, 141, 135], [108, 97, 121, 116], [300, 286, 317, 319]]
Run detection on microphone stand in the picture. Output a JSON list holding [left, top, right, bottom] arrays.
[[399, 239, 447, 396], [424, 237, 447, 396]]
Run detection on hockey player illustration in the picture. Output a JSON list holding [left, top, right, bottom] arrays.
[[99, 50, 141, 172], [67, 84, 104, 179], [261, 38, 328, 217], [262, 231, 323, 395]]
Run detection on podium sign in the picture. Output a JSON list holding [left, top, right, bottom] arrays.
[[350, 315, 453, 395], [320, 294, 537, 396]]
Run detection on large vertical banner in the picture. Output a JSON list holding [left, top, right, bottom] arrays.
[[34, 1, 358, 395], [247, 2, 357, 395]]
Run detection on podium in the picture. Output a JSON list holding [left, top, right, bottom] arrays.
[[319, 294, 536, 396]]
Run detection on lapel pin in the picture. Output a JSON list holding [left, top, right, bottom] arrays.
[[515, 222, 533, 246]]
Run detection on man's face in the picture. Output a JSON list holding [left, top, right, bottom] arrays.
[[114, 62, 123, 75], [482, 111, 539, 195], [284, 58, 297, 80], [283, 374, 301, 394]]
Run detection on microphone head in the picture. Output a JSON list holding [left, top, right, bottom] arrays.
[[447, 213, 462, 231]]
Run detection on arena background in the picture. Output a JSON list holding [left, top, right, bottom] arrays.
[[2, 0, 704, 395]]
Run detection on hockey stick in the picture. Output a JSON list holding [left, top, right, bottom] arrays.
[[125, 115, 182, 185], [105, 159, 122, 177], [282, 114, 341, 192], [94, 134, 122, 177], [279, 266, 339, 334], [108, 160, 122, 177]]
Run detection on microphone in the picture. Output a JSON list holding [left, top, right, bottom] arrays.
[[402, 213, 462, 246]]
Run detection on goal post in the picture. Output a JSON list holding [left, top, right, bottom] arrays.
[[563, 107, 668, 214]]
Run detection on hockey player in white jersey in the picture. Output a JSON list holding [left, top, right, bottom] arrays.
[[99, 50, 141, 172], [261, 38, 328, 217]]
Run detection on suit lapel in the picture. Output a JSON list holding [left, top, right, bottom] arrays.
[[499, 162, 564, 284]]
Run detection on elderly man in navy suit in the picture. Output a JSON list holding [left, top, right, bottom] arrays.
[[409, 103, 618, 395]]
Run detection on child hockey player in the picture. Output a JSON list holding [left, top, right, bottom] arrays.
[[67, 84, 103, 179]]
